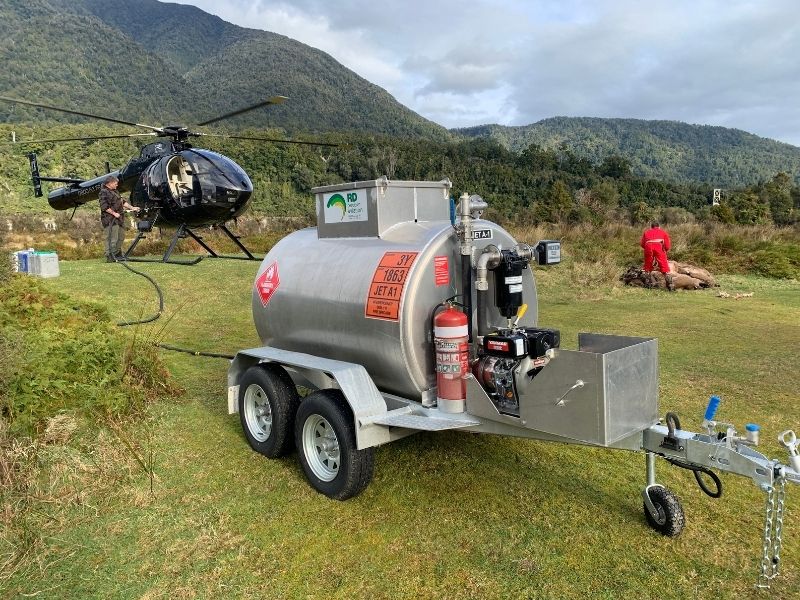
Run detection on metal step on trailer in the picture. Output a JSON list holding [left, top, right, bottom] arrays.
[[361, 405, 480, 431]]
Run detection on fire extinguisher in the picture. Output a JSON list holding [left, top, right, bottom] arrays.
[[434, 304, 469, 413]]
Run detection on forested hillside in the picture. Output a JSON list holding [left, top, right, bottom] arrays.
[[2, 123, 797, 226], [0, 0, 448, 139], [455, 118, 800, 187]]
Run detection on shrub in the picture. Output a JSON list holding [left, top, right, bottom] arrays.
[[0, 277, 179, 437], [750, 245, 800, 279]]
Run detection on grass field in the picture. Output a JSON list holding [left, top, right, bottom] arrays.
[[3, 255, 800, 599]]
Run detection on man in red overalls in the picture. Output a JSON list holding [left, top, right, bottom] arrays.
[[640, 221, 674, 290]]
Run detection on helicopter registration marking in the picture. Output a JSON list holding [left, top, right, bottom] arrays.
[[365, 251, 418, 321], [255, 261, 280, 307]]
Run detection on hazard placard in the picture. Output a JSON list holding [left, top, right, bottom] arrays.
[[255, 261, 280, 307], [365, 252, 418, 320]]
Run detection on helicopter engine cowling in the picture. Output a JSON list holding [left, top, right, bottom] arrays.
[[131, 148, 253, 227]]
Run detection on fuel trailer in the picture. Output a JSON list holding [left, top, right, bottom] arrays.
[[227, 177, 799, 588]]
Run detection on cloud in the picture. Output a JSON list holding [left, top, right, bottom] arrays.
[[174, 0, 800, 145]]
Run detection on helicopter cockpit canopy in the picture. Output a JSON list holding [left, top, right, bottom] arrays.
[[137, 148, 254, 226]]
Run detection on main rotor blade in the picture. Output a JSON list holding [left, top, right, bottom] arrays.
[[200, 133, 338, 147], [0, 132, 158, 145], [0, 95, 164, 132], [196, 96, 288, 126]]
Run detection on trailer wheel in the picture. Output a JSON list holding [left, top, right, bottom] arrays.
[[295, 389, 374, 500], [643, 486, 685, 537], [239, 363, 300, 458]]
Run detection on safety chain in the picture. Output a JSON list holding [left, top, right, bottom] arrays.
[[756, 476, 787, 589]]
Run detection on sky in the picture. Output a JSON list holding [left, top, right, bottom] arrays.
[[173, 0, 800, 146]]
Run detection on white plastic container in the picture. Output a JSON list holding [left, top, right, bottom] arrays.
[[33, 251, 60, 278]]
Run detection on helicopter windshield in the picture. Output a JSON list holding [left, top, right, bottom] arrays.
[[178, 149, 252, 201]]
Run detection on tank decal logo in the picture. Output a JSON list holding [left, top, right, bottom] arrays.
[[255, 261, 280, 307], [326, 193, 347, 219], [365, 252, 419, 321], [323, 189, 368, 223], [434, 255, 449, 286]]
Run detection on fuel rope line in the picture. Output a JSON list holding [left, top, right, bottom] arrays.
[[114, 259, 234, 359]]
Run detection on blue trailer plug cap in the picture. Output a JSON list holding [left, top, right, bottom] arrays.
[[704, 395, 722, 421], [746, 423, 760, 432]]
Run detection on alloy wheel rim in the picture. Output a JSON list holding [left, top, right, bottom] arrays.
[[244, 384, 272, 442], [303, 414, 340, 482]]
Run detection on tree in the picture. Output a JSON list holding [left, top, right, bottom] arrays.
[[728, 191, 770, 225], [629, 201, 654, 225], [599, 154, 632, 179], [762, 172, 794, 225], [711, 203, 735, 224], [549, 180, 573, 222]]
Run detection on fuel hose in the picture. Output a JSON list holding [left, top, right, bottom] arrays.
[[116, 259, 164, 326], [114, 259, 233, 359]]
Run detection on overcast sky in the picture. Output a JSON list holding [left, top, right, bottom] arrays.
[[174, 0, 800, 146]]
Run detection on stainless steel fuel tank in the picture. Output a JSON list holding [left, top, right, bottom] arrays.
[[252, 180, 538, 401]]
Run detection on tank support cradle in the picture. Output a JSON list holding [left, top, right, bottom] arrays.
[[641, 421, 800, 589]]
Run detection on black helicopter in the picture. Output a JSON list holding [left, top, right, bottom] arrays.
[[0, 95, 336, 265]]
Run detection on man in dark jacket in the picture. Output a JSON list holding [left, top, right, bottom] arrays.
[[640, 221, 674, 290], [99, 176, 139, 262]]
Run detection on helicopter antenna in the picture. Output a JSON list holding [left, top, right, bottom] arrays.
[[196, 96, 288, 126], [0, 95, 165, 133]]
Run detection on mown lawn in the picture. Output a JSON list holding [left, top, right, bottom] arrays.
[[4, 256, 800, 599]]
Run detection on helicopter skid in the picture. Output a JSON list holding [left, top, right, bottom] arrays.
[[122, 222, 260, 266]]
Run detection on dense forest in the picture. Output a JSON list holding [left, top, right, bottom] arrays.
[[456, 118, 800, 187], [2, 123, 797, 227]]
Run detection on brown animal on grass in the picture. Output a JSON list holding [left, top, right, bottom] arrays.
[[668, 261, 717, 286]]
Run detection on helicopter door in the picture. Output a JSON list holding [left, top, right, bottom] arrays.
[[166, 156, 196, 206]]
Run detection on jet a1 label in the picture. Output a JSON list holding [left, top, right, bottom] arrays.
[[471, 229, 493, 240]]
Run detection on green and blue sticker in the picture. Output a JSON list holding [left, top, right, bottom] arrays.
[[323, 190, 368, 223]]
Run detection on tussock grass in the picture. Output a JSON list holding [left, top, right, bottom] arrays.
[[511, 222, 800, 282]]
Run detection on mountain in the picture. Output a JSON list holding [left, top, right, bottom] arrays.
[[1, 0, 798, 187], [0, 0, 449, 139], [454, 118, 800, 187]]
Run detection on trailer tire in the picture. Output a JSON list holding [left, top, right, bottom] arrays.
[[295, 389, 374, 500], [239, 363, 300, 458], [643, 486, 685, 537]]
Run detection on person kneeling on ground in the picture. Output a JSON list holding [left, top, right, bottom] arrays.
[[640, 221, 674, 291], [99, 175, 139, 262]]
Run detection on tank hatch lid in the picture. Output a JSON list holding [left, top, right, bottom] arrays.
[[312, 176, 453, 238]]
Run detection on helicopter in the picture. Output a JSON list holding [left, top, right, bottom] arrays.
[[0, 95, 337, 265]]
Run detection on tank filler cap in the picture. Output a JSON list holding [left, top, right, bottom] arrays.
[[746, 423, 761, 432]]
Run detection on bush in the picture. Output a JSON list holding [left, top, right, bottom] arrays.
[[0, 277, 179, 437], [750, 245, 800, 279]]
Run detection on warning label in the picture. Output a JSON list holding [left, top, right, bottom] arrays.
[[365, 252, 418, 320], [434, 255, 449, 286], [255, 261, 280, 307]]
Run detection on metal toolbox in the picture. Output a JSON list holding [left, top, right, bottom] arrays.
[[312, 176, 452, 239], [519, 334, 659, 446]]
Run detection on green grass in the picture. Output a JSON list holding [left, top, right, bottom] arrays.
[[2, 257, 800, 598]]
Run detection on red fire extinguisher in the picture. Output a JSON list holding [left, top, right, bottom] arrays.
[[434, 305, 469, 413]]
